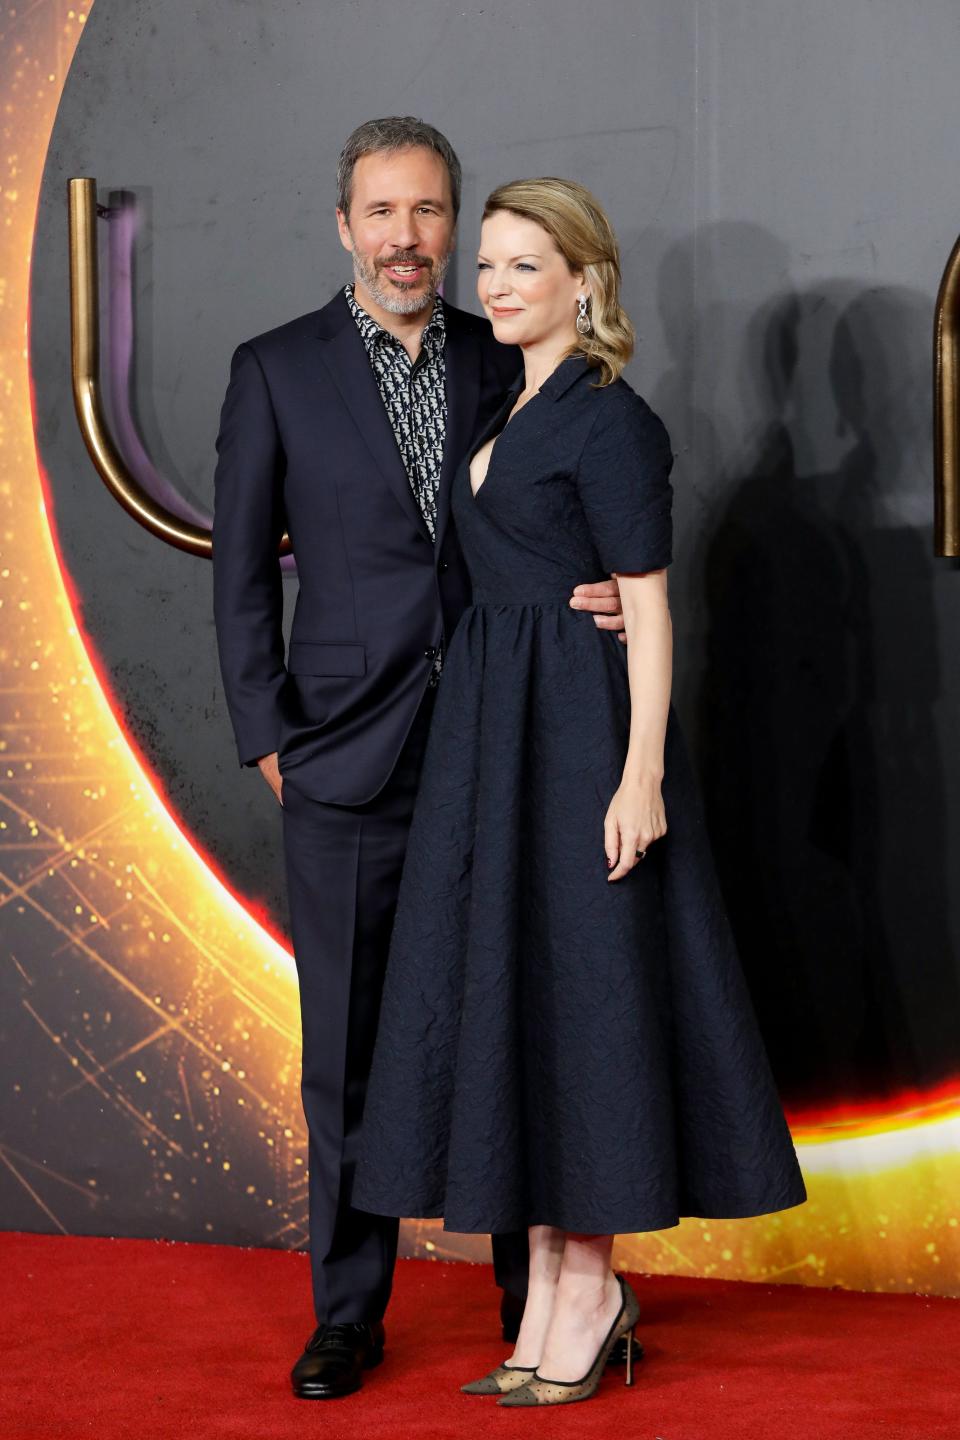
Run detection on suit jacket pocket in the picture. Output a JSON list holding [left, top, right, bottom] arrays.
[[287, 641, 366, 676]]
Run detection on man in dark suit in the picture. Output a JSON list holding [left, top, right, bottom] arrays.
[[212, 116, 625, 1400]]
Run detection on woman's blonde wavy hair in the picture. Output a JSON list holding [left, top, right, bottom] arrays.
[[481, 177, 634, 387]]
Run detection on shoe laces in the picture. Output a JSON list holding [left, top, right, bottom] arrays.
[[307, 1322, 369, 1353]]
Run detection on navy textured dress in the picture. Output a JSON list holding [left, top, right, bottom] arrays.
[[352, 353, 806, 1235]]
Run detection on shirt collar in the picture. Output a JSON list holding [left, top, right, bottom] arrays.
[[343, 281, 446, 354]]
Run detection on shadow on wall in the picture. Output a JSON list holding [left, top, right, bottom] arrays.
[[653, 222, 959, 1112]]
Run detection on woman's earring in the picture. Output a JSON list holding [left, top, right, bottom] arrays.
[[576, 293, 592, 336]]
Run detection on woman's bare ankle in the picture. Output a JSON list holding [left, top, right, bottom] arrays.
[[509, 1282, 558, 1366], [555, 1267, 619, 1319]]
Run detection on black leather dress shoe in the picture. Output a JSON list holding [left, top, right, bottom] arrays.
[[290, 1320, 385, 1399]]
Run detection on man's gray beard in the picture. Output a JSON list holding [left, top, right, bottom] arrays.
[[351, 247, 451, 315]]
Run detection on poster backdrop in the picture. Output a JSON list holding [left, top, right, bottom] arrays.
[[2, 0, 959, 1297]]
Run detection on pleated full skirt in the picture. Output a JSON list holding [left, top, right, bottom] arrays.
[[352, 603, 806, 1234]]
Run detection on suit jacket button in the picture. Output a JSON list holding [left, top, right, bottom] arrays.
[[438, 560, 449, 572]]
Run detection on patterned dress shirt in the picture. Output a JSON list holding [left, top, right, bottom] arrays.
[[344, 281, 447, 685]]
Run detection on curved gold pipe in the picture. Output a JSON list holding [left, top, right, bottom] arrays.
[[68, 177, 292, 558], [934, 232, 960, 558]]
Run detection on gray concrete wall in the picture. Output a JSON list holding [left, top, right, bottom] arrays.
[[671, 0, 960, 1101]]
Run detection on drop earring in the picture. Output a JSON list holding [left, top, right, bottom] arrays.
[[576, 293, 592, 336]]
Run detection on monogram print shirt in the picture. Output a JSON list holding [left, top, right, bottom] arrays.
[[344, 281, 447, 685]]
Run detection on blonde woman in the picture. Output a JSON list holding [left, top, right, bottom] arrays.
[[352, 178, 806, 1407]]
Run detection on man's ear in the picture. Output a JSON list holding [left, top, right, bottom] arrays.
[[335, 208, 353, 254]]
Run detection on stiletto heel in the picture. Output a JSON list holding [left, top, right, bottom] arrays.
[[497, 1273, 642, 1407]]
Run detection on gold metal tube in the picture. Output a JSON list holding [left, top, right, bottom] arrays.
[[68, 177, 292, 558], [934, 232, 960, 558]]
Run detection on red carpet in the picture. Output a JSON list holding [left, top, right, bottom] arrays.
[[2, 1232, 958, 1439]]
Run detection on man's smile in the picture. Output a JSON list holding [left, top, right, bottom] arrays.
[[380, 258, 430, 284]]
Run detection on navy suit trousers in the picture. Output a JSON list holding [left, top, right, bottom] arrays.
[[281, 685, 528, 1325]]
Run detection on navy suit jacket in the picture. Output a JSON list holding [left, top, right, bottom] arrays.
[[212, 288, 522, 805]]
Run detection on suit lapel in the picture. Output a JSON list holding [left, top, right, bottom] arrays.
[[315, 291, 504, 552], [434, 318, 481, 553], [316, 296, 432, 541]]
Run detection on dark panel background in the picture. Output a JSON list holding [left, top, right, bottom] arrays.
[[5, 0, 960, 1252]]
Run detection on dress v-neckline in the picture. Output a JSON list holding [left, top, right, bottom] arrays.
[[468, 388, 533, 499], [466, 352, 590, 499], [468, 432, 503, 498]]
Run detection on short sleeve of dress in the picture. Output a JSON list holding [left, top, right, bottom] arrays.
[[575, 385, 674, 574]]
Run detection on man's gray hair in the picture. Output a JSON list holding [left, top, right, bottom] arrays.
[[336, 116, 462, 220]]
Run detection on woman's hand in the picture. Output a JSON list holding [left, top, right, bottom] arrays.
[[604, 775, 666, 882]]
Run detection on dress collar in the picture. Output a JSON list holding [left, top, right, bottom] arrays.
[[508, 352, 594, 403], [539, 352, 593, 400]]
